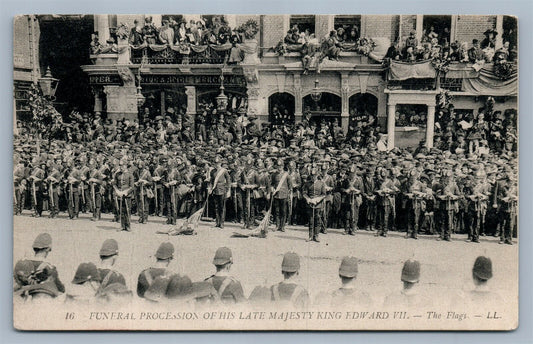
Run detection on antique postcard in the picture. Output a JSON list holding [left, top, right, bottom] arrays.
[[13, 14, 518, 330]]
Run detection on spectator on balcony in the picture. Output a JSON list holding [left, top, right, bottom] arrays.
[[405, 46, 416, 62], [451, 41, 469, 62], [194, 21, 206, 45], [129, 19, 144, 47], [468, 39, 484, 64], [323, 30, 341, 61], [404, 30, 418, 54], [159, 20, 175, 45], [425, 26, 439, 42], [143, 16, 158, 45], [385, 41, 402, 61], [175, 20, 188, 44], [347, 26, 359, 43], [481, 29, 497, 50], [90, 33, 101, 54], [284, 27, 299, 45]]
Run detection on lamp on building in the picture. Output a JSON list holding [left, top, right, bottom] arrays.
[[38, 67, 59, 100], [216, 72, 229, 113], [310, 79, 322, 103], [136, 64, 145, 108]]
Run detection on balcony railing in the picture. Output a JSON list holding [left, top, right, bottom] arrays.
[[130, 44, 231, 65]]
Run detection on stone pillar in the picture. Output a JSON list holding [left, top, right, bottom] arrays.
[[316, 15, 332, 40], [293, 73, 303, 121], [426, 105, 435, 148], [152, 15, 162, 28], [185, 86, 196, 116], [94, 90, 103, 113], [160, 90, 165, 115], [495, 15, 504, 49], [387, 103, 396, 150], [95, 15, 110, 43], [415, 15, 423, 45], [103, 85, 138, 121]]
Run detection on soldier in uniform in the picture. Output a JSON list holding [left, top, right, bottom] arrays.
[[45, 163, 62, 218], [405, 170, 426, 239], [88, 163, 106, 221], [271, 158, 292, 232], [320, 161, 335, 233], [304, 166, 326, 242], [330, 257, 372, 307], [13, 233, 65, 298], [209, 155, 231, 229], [435, 171, 461, 241], [375, 169, 399, 237], [137, 242, 174, 298], [465, 171, 491, 243], [135, 160, 153, 224], [66, 262, 100, 304], [78, 158, 91, 213], [113, 160, 135, 231], [204, 247, 246, 304], [383, 259, 432, 308], [28, 160, 46, 217], [240, 156, 258, 229], [13, 156, 27, 215], [288, 160, 302, 225], [270, 252, 309, 309], [362, 166, 377, 231], [65, 159, 81, 219], [341, 163, 364, 235], [96, 239, 128, 299], [495, 173, 517, 245], [151, 157, 166, 217]]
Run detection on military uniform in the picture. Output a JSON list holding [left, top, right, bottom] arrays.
[[136, 166, 153, 223], [210, 166, 231, 228], [13, 162, 27, 215], [271, 168, 292, 232], [113, 168, 135, 231], [304, 174, 326, 242], [240, 164, 258, 228], [340, 171, 364, 235], [65, 165, 81, 219]]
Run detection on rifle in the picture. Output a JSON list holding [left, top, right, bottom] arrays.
[[80, 182, 85, 205], [32, 180, 37, 210], [48, 181, 54, 208], [140, 183, 145, 217], [153, 181, 158, 212], [91, 182, 96, 213], [69, 182, 74, 210]]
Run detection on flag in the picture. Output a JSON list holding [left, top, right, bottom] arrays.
[[157, 204, 205, 236]]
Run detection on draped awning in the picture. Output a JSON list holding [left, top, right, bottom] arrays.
[[388, 60, 436, 80]]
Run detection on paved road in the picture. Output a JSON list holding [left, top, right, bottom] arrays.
[[13, 211, 518, 306]]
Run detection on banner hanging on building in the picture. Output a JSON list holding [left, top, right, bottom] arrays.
[[388, 60, 436, 80]]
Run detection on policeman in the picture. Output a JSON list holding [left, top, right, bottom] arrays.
[[270, 252, 309, 309], [137, 242, 174, 298], [66, 262, 101, 304], [204, 247, 246, 304], [97, 239, 127, 292], [383, 259, 432, 308], [13, 233, 65, 296], [468, 256, 503, 304], [329, 257, 373, 307], [13, 155, 27, 216]]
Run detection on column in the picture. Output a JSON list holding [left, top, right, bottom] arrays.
[[415, 15, 423, 45], [94, 89, 103, 114], [495, 15, 504, 49], [160, 90, 165, 115], [185, 86, 196, 116], [95, 15, 110, 44], [387, 103, 396, 150], [426, 105, 435, 148]]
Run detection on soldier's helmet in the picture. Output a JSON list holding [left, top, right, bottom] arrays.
[[281, 252, 300, 273], [401, 259, 420, 283]]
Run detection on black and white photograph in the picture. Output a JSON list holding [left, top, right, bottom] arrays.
[[12, 14, 518, 330]]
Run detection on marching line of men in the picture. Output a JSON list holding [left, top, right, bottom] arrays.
[[14, 150, 517, 245], [14, 232, 503, 309]]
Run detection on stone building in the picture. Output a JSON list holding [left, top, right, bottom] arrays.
[[75, 14, 517, 148]]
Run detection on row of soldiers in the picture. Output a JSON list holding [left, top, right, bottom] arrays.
[[14, 140, 518, 244], [14, 233, 502, 309]]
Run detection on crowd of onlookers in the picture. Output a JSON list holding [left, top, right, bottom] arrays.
[[385, 27, 517, 65]]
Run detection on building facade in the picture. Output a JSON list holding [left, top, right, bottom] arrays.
[[79, 14, 517, 149]]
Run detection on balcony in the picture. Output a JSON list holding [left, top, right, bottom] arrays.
[[130, 44, 231, 65]]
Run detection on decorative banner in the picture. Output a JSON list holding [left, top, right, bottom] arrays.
[[388, 60, 437, 80], [461, 66, 517, 96]]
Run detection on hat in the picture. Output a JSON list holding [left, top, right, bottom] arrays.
[[401, 259, 420, 283], [14, 260, 35, 282], [473, 256, 493, 280], [32, 233, 52, 249], [166, 274, 194, 299], [99, 239, 119, 257], [213, 247, 232, 266], [155, 242, 174, 260], [339, 256, 358, 278], [281, 252, 300, 273], [72, 262, 99, 284]]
